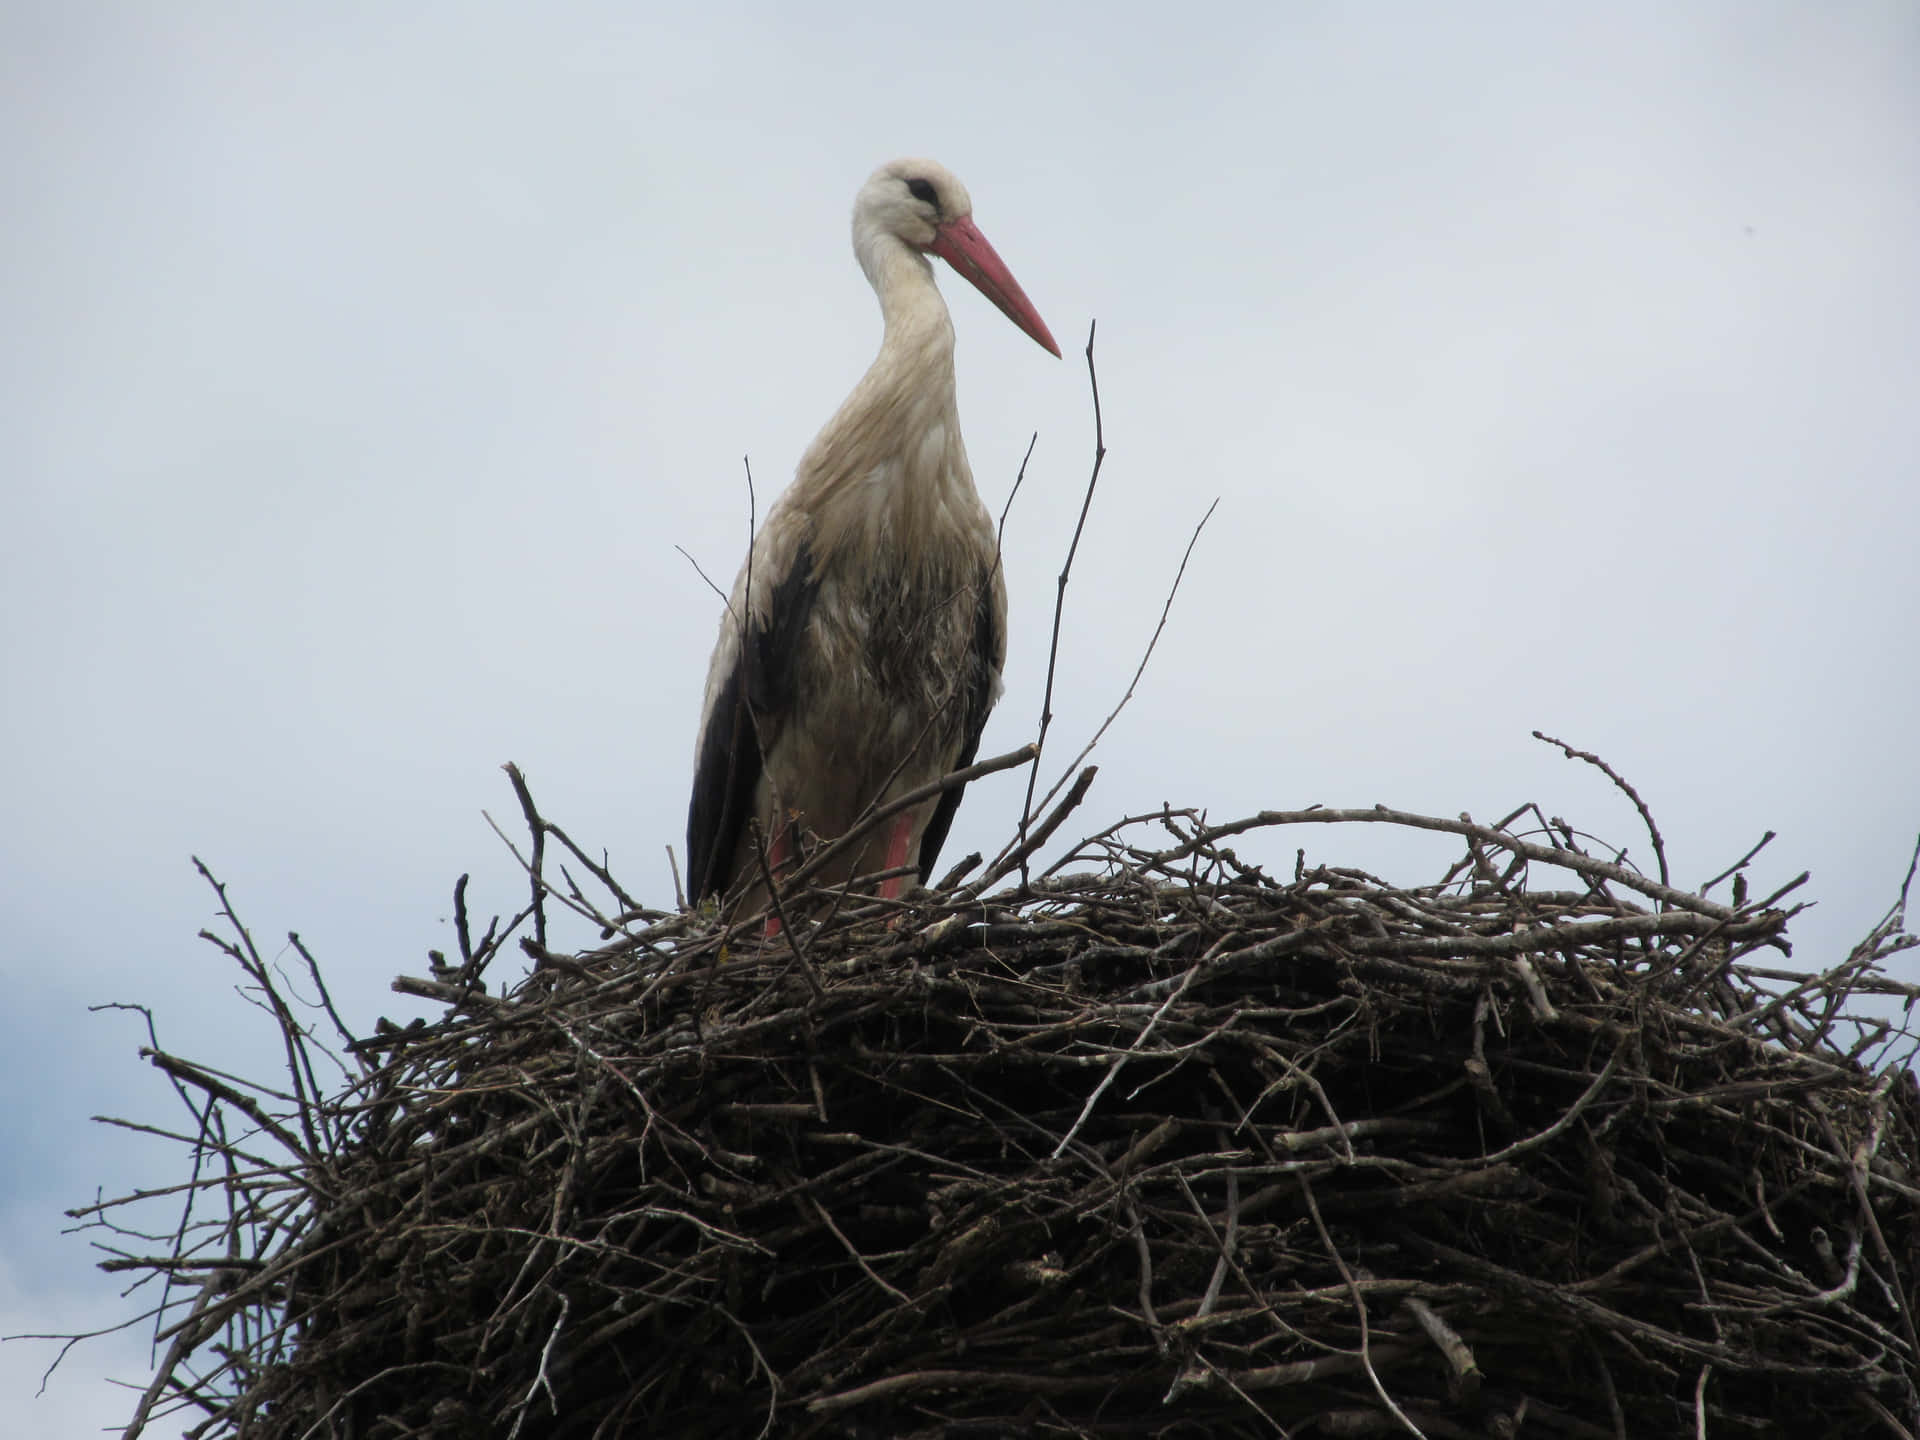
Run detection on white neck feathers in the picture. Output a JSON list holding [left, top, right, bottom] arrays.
[[789, 229, 979, 572]]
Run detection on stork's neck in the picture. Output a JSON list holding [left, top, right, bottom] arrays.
[[788, 228, 978, 567], [856, 232, 957, 417]]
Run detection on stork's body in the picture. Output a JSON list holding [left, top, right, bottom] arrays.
[[686, 159, 1058, 915]]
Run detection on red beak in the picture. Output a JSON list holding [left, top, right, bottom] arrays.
[[928, 215, 1061, 358]]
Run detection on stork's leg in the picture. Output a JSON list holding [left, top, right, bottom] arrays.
[[878, 813, 916, 901], [762, 827, 792, 939]]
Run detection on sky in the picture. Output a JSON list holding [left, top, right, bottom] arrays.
[[5, 2, 1918, 1431]]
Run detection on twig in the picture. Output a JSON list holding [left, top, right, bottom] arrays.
[[976, 765, 1097, 892], [810, 1196, 910, 1304], [1402, 1297, 1479, 1403], [505, 1294, 569, 1440], [1699, 830, 1777, 900], [1017, 320, 1107, 884], [1298, 1173, 1428, 1439], [750, 821, 824, 998], [1021, 496, 1217, 833], [1124, 1195, 1166, 1354], [1051, 959, 1203, 1159], [1151, 807, 1741, 919], [1533, 732, 1669, 891], [501, 763, 549, 950]]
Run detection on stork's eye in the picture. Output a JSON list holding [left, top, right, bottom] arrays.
[[905, 177, 939, 208]]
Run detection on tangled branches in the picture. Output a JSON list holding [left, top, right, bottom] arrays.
[[66, 794, 1920, 1438]]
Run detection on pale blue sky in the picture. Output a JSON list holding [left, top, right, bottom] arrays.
[[6, 3, 1918, 1429]]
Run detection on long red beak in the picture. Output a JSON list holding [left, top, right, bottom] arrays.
[[928, 215, 1061, 358]]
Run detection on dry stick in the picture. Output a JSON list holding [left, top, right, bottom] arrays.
[[1860, 1393, 1920, 1440], [501, 762, 549, 949], [1122, 1195, 1167, 1355], [712, 1305, 782, 1440], [675, 540, 733, 608], [505, 1293, 568, 1440], [976, 765, 1097, 893], [1590, 1341, 1629, 1440], [1159, 807, 1740, 920], [749, 820, 824, 999], [1430, 1041, 1626, 1174], [117, 1276, 224, 1439], [538, 813, 642, 922], [452, 872, 476, 964], [985, 493, 1214, 889], [1699, 829, 1777, 900], [283, 931, 362, 1080], [1892, 831, 1920, 929], [809, 1196, 911, 1304], [665, 843, 687, 913], [1206, 1368, 1291, 1438], [1017, 320, 1108, 888], [807, 1369, 1098, 1416], [1533, 731, 1670, 891], [1020, 496, 1219, 834], [1833, 1072, 1920, 1380], [1732, 944, 1901, 1039], [1251, 1045, 1355, 1163], [933, 850, 984, 890], [1575, 1175, 1823, 1300], [481, 806, 618, 937], [1742, 1223, 1863, 1318], [1402, 1297, 1479, 1403], [1297, 1172, 1428, 1440], [293, 1364, 453, 1440], [1050, 959, 1204, 1159], [191, 861, 322, 1159], [140, 1051, 311, 1167], [1830, 832, 1920, 982], [1230, 1342, 1419, 1393], [1176, 1165, 1240, 1324], [213, 1107, 252, 1367], [1673, 873, 1813, 1013], [994, 431, 1039, 579], [1039, 805, 1204, 881]]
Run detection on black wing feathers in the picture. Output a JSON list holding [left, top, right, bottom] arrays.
[[916, 571, 1001, 881], [685, 661, 755, 904], [750, 542, 817, 714], [684, 541, 818, 904]]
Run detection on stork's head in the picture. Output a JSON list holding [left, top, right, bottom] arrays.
[[855, 158, 1061, 358]]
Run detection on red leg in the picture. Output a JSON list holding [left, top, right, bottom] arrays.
[[763, 827, 792, 939], [879, 813, 915, 900]]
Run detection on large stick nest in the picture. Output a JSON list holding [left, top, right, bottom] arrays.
[[82, 788, 1920, 1439]]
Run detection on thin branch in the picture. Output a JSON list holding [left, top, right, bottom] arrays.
[[501, 763, 549, 950], [1020, 496, 1217, 835], [1532, 732, 1669, 891], [1017, 319, 1107, 884]]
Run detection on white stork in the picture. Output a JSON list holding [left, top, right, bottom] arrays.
[[686, 158, 1059, 918]]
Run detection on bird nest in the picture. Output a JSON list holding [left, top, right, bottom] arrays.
[[73, 771, 1920, 1439]]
